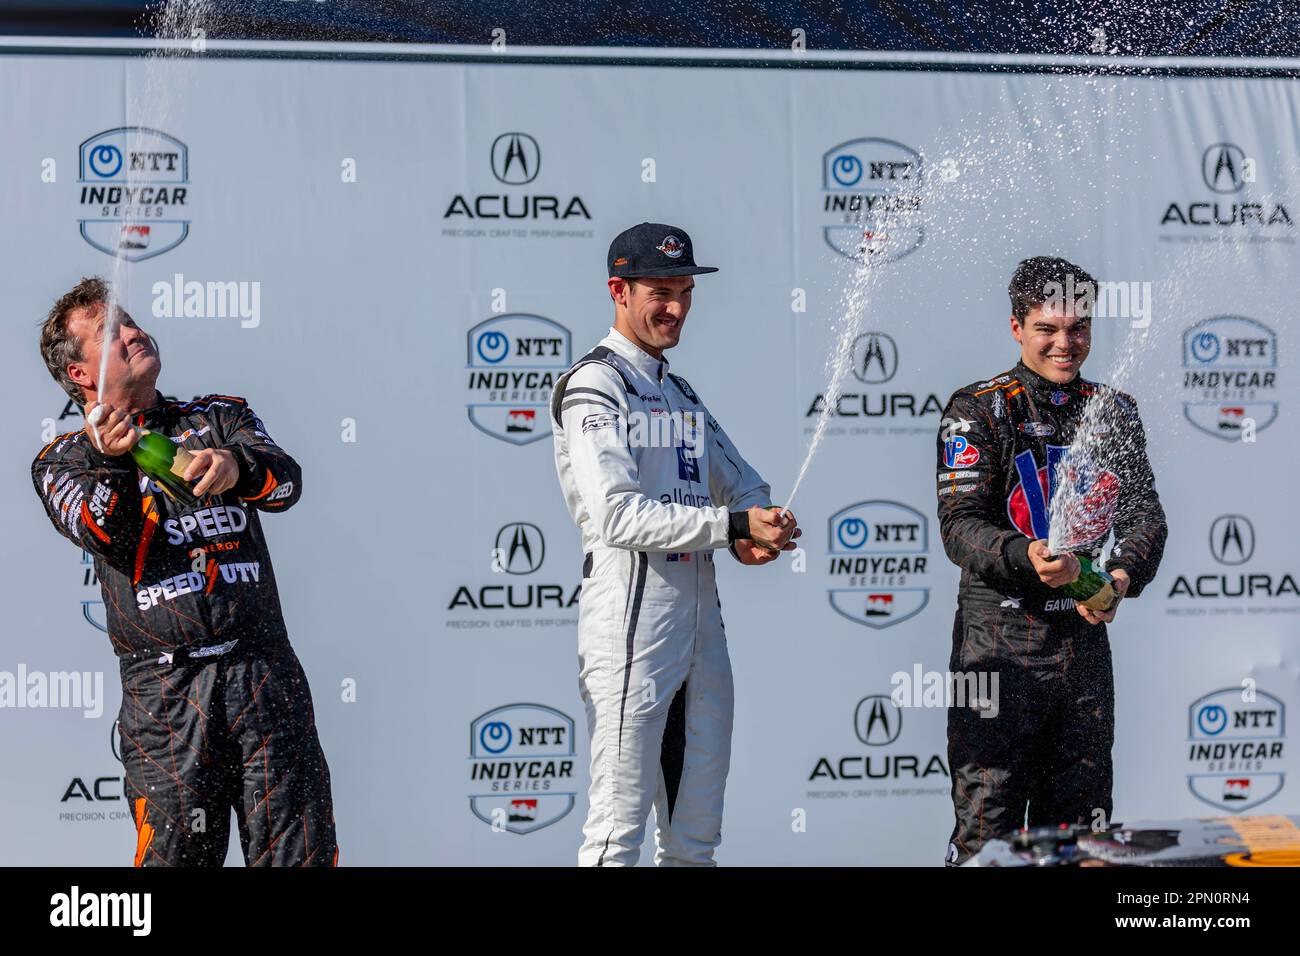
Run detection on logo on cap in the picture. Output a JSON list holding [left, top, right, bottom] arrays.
[[657, 236, 685, 258]]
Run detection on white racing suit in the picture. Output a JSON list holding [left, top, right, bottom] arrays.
[[551, 329, 770, 866]]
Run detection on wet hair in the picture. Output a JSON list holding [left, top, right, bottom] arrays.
[[1008, 256, 1097, 323], [41, 276, 111, 404]]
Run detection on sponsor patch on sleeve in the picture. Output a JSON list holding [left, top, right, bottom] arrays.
[[937, 470, 981, 483], [938, 483, 979, 497], [581, 412, 619, 434], [942, 436, 981, 468]]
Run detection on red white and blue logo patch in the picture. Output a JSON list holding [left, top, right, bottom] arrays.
[[657, 235, 685, 258], [942, 435, 981, 468], [1006, 445, 1119, 543]]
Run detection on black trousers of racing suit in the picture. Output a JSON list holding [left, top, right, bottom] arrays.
[[120, 636, 337, 867], [946, 591, 1114, 866]]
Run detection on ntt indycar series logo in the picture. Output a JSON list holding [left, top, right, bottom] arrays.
[[821, 138, 923, 263], [465, 314, 571, 445], [78, 127, 190, 261], [1186, 688, 1286, 812], [469, 703, 576, 834], [1181, 315, 1279, 440], [826, 501, 930, 629]]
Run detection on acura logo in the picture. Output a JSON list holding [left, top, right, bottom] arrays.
[[1209, 514, 1255, 566], [850, 332, 899, 384], [494, 522, 545, 574], [490, 132, 540, 185], [1202, 143, 1247, 194], [854, 695, 902, 746]]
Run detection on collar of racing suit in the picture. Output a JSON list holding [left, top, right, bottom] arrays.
[[131, 390, 171, 426], [605, 327, 667, 383], [1012, 359, 1089, 402]]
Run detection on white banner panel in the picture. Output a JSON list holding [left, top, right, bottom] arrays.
[[0, 47, 1295, 865]]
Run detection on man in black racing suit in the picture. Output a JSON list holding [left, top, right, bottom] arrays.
[[32, 277, 337, 866], [937, 258, 1167, 866]]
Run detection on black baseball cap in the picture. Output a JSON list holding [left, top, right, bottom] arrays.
[[607, 222, 719, 278]]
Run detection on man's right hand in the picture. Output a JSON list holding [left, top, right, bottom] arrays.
[[1027, 539, 1080, 587], [85, 402, 140, 458], [748, 506, 799, 552]]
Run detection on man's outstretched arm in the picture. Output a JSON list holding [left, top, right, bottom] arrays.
[[32, 429, 146, 575]]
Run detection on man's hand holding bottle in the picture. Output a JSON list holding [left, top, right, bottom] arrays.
[[85, 401, 141, 458], [85, 400, 239, 499], [1026, 539, 1127, 623], [733, 506, 801, 566]]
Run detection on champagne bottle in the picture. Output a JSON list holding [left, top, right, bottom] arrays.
[[1061, 555, 1116, 611], [130, 427, 199, 508]]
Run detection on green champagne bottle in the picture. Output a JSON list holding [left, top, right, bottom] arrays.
[[130, 427, 199, 508], [1061, 555, 1116, 611]]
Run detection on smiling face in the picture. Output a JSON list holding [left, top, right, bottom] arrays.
[[609, 275, 695, 357], [66, 300, 161, 403], [1011, 303, 1091, 383]]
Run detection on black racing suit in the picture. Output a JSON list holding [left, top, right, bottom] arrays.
[[32, 392, 337, 866], [936, 361, 1166, 866]]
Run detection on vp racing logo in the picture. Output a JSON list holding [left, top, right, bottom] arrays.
[[466, 314, 571, 445], [1181, 315, 1279, 440], [826, 501, 930, 629], [821, 138, 923, 263], [78, 127, 190, 261], [1186, 688, 1286, 813], [469, 703, 576, 834]]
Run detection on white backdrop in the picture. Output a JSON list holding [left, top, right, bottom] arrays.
[[0, 45, 1296, 865]]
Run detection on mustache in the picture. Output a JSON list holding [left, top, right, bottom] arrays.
[[127, 333, 162, 362]]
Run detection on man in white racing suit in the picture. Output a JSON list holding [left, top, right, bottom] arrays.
[[552, 222, 800, 866]]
